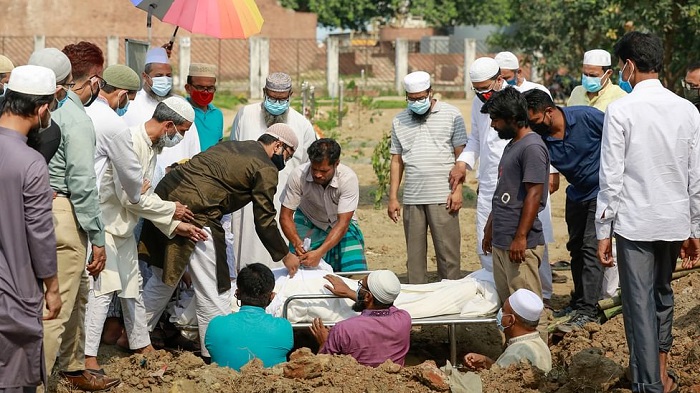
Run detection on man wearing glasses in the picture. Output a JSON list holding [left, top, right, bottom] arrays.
[[683, 62, 700, 112], [228, 72, 317, 272], [184, 63, 223, 152]]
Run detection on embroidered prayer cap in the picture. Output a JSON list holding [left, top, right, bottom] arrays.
[[145, 47, 170, 65], [508, 288, 543, 321], [189, 63, 217, 78], [469, 57, 500, 83], [367, 270, 401, 305], [162, 96, 195, 123], [264, 123, 299, 151], [265, 72, 292, 92], [28, 48, 71, 82], [583, 49, 611, 67], [7, 65, 56, 95], [495, 51, 520, 70], [103, 64, 141, 91], [0, 55, 14, 73], [403, 71, 431, 93]]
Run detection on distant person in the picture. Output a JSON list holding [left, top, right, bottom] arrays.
[[566, 49, 627, 111], [205, 263, 293, 370], [463, 289, 551, 373], [682, 61, 700, 112], [310, 270, 411, 367], [185, 63, 224, 151], [280, 138, 367, 272], [494, 51, 550, 95], [0, 54, 14, 93]]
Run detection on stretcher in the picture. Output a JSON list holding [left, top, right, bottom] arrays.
[[281, 271, 498, 365]]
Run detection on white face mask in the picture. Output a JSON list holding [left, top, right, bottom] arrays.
[[162, 122, 184, 148]]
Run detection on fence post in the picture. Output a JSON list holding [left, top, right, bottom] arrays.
[[178, 37, 191, 93], [107, 36, 119, 66], [326, 36, 339, 98], [395, 38, 408, 95], [34, 35, 45, 52], [338, 80, 344, 127], [260, 37, 269, 91], [249, 37, 269, 99], [464, 38, 477, 99]]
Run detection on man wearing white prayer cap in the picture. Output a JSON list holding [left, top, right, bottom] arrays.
[[464, 288, 552, 373], [309, 271, 412, 367], [567, 48, 627, 111], [495, 51, 551, 96], [0, 54, 15, 94], [387, 71, 466, 284]]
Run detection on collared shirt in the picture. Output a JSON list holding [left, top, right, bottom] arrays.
[[49, 90, 105, 246], [596, 79, 700, 241], [516, 79, 551, 97], [496, 332, 552, 372], [567, 82, 627, 112], [86, 96, 143, 204], [542, 106, 605, 203], [390, 100, 468, 205], [187, 98, 224, 151], [281, 162, 359, 230], [205, 306, 293, 371], [320, 306, 412, 367]]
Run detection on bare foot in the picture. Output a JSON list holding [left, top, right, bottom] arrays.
[[116, 331, 129, 350], [85, 355, 101, 371], [134, 344, 155, 354]]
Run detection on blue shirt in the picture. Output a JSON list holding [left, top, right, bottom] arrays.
[[188, 98, 224, 151], [205, 306, 293, 370], [542, 106, 604, 203]]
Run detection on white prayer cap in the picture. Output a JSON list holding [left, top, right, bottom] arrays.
[[469, 57, 500, 83], [403, 71, 431, 93], [508, 288, 543, 321], [162, 96, 195, 123], [495, 51, 519, 70], [0, 55, 14, 73], [367, 270, 401, 305], [145, 47, 169, 65], [264, 123, 299, 151], [583, 49, 611, 66], [7, 65, 56, 95], [28, 48, 71, 82]]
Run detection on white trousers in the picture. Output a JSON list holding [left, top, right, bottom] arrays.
[[143, 227, 231, 357], [84, 289, 150, 357]]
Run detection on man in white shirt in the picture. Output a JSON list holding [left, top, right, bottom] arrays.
[[596, 31, 700, 393], [494, 51, 551, 96]]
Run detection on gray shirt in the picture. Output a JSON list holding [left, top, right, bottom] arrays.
[[492, 132, 549, 249]]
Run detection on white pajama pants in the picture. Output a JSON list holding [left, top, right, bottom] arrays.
[[143, 227, 231, 358], [84, 289, 150, 357]]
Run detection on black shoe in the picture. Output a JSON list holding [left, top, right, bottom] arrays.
[[556, 313, 599, 333], [553, 306, 575, 318]]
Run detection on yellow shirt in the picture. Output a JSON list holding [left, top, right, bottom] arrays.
[[566, 82, 627, 112]]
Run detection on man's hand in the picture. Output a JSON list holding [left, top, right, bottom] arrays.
[[387, 198, 401, 223], [42, 285, 62, 320], [141, 179, 151, 195], [463, 353, 492, 370], [323, 274, 356, 300], [597, 238, 615, 267], [300, 249, 323, 268], [508, 235, 527, 263], [482, 222, 493, 255], [175, 222, 208, 242], [173, 202, 194, 222], [446, 187, 463, 214], [309, 317, 330, 348], [292, 241, 306, 257], [87, 245, 106, 277], [181, 271, 192, 288], [549, 173, 560, 194], [283, 252, 301, 277], [680, 238, 700, 269], [449, 162, 467, 193]]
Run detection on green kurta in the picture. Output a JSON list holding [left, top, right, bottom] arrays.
[[139, 140, 288, 293]]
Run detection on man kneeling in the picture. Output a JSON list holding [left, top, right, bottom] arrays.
[[464, 289, 551, 373], [205, 264, 293, 370], [310, 270, 411, 367]]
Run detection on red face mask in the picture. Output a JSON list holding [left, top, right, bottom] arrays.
[[477, 91, 493, 103], [190, 89, 214, 106]]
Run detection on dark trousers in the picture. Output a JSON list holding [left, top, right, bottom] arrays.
[[616, 235, 680, 393], [566, 197, 604, 316]]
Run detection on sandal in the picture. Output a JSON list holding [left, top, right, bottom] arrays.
[[551, 260, 571, 270], [666, 369, 679, 393]]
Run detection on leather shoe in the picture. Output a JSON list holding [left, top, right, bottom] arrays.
[[60, 370, 121, 391]]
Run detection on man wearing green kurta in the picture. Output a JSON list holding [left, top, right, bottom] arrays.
[[140, 123, 302, 358]]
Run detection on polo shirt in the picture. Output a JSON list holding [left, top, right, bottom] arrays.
[[188, 98, 224, 151], [566, 83, 627, 112]]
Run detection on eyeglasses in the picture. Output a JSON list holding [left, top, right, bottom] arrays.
[[282, 144, 295, 161], [406, 94, 430, 103], [682, 80, 700, 90], [471, 76, 500, 94], [60, 82, 76, 89], [191, 84, 217, 93], [74, 75, 105, 92]]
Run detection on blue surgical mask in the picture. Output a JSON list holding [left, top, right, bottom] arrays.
[[618, 62, 633, 94], [116, 92, 130, 117], [407, 97, 431, 115], [264, 97, 289, 116], [150, 76, 173, 97], [582, 74, 604, 93], [496, 308, 506, 331], [506, 77, 517, 86], [55, 90, 69, 110]]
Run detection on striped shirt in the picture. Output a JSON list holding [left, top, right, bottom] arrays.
[[390, 101, 467, 205]]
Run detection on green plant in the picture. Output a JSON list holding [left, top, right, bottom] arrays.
[[371, 132, 392, 209], [211, 92, 248, 110]]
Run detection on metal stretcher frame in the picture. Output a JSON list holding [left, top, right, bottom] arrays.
[[281, 270, 497, 365]]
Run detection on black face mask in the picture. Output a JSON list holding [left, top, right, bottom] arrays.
[[271, 153, 286, 171], [84, 84, 100, 107], [529, 120, 551, 137], [476, 91, 493, 104]]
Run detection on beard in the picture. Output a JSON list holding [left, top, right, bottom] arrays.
[[262, 102, 288, 127], [351, 297, 367, 312], [496, 124, 517, 140], [146, 87, 172, 102], [152, 134, 166, 151]]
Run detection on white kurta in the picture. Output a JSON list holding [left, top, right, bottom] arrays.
[[122, 89, 201, 185], [228, 103, 317, 268], [97, 123, 179, 298]]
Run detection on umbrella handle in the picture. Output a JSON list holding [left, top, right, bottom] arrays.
[[168, 27, 179, 50]]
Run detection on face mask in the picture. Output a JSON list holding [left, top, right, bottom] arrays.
[[264, 97, 289, 116], [683, 87, 700, 106], [477, 91, 493, 103], [582, 74, 604, 93], [38, 108, 51, 133], [161, 122, 184, 148], [496, 308, 506, 331], [84, 83, 99, 107], [116, 92, 130, 116], [150, 76, 173, 97], [407, 97, 431, 115], [618, 62, 633, 93], [191, 89, 214, 107], [352, 286, 367, 312], [506, 76, 517, 86], [271, 152, 286, 171], [55, 90, 69, 110]]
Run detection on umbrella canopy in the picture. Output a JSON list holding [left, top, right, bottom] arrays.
[[131, 0, 264, 39]]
